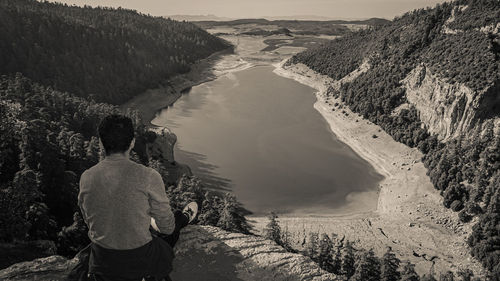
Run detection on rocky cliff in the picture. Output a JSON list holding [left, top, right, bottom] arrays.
[[146, 127, 192, 185], [402, 64, 500, 141], [403, 65, 476, 140], [0, 226, 339, 281]]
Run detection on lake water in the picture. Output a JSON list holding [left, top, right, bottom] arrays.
[[152, 66, 383, 215]]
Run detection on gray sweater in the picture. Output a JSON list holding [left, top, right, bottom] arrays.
[[78, 154, 175, 250]]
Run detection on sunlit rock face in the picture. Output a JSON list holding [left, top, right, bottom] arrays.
[[0, 226, 339, 281], [148, 127, 177, 164], [146, 127, 192, 185], [402, 65, 499, 141]]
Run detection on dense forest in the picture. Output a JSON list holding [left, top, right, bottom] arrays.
[[0, 0, 230, 104], [0, 0, 248, 269], [289, 0, 500, 277], [265, 214, 483, 281], [0, 74, 251, 267]]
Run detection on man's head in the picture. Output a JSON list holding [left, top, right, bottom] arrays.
[[98, 114, 135, 156]]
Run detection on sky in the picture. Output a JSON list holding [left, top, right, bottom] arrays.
[[50, 0, 448, 20]]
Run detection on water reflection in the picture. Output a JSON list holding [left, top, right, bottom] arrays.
[[153, 66, 383, 215], [174, 145, 233, 192]]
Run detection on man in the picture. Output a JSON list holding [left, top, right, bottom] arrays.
[[78, 114, 197, 281]]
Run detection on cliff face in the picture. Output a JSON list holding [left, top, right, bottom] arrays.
[[147, 127, 192, 185], [402, 65, 476, 140], [401, 65, 499, 141], [0, 226, 339, 281], [148, 127, 178, 163]]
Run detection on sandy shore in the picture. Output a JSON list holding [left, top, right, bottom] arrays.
[[122, 47, 253, 125], [249, 60, 486, 276], [122, 31, 485, 276]]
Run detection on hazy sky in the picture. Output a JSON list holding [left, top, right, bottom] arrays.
[[50, 0, 448, 19]]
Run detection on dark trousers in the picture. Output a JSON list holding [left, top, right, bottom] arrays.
[[74, 211, 189, 281], [152, 210, 189, 248]]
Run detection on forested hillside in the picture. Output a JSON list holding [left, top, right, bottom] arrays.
[[288, 0, 500, 276], [0, 0, 230, 104], [0, 74, 250, 268], [0, 0, 247, 269]]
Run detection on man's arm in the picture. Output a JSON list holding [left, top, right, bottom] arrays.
[[78, 171, 89, 226], [148, 169, 175, 234]]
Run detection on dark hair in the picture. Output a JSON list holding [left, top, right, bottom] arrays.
[[98, 114, 135, 155]]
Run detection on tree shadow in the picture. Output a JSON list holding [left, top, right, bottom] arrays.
[[174, 147, 233, 193], [171, 226, 316, 281], [171, 226, 246, 281]]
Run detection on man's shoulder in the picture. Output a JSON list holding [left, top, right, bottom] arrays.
[[80, 164, 99, 179], [80, 160, 158, 180], [128, 160, 157, 175], [143, 165, 161, 179]]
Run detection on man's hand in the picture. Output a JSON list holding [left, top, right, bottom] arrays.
[[150, 217, 161, 232]]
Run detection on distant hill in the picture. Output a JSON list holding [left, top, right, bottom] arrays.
[[195, 18, 390, 36], [263, 15, 337, 21], [288, 0, 499, 275], [195, 18, 390, 26], [167, 14, 234, 22], [0, 0, 230, 104]]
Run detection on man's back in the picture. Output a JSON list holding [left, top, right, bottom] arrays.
[[78, 154, 175, 250]]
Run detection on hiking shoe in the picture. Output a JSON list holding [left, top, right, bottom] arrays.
[[182, 202, 198, 224]]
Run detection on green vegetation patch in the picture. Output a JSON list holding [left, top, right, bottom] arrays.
[[0, 0, 230, 104], [289, 0, 500, 275]]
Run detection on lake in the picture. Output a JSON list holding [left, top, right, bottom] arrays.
[[152, 65, 383, 215]]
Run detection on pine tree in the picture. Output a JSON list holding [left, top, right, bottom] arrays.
[[317, 234, 334, 272], [305, 232, 319, 262], [341, 241, 356, 279], [280, 222, 294, 252], [198, 192, 222, 226], [217, 193, 251, 234], [351, 249, 381, 281], [330, 243, 342, 274], [264, 212, 282, 245], [401, 262, 420, 281], [381, 247, 401, 281]]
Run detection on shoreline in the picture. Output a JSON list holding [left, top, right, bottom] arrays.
[[260, 59, 485, 276], [122, 47, 253, 126], [272, 59, 436, 215], [122, 35, 485, 275]]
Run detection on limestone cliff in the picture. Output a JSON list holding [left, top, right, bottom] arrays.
[[0, 226, 339, 281], [147, 127, 192, 185], [401, 64, 499, 141], [148, 127, 178, 163]]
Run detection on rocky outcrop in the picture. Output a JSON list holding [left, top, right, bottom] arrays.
[[401, 65, 496, 141], [479, 22, 500, 35], [0, 226, 339, 281], [0, 256, 78, 281], [441, 5, 468, 35], [146, 127, 192, 185], [148, 127, 177, 163]]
